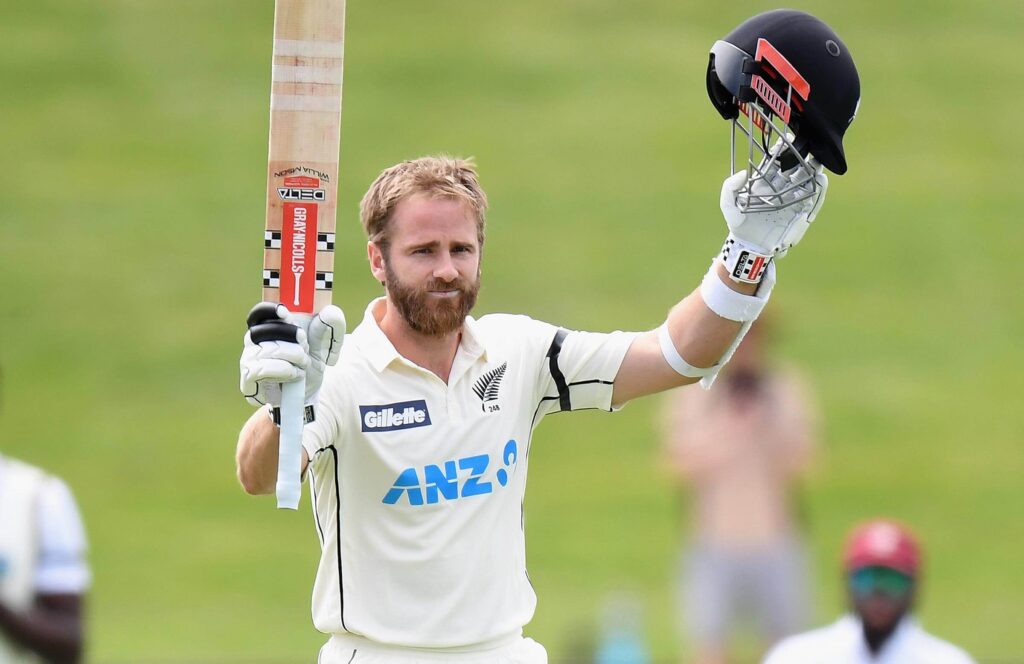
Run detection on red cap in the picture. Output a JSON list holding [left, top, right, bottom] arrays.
[[843, 519, 921, 576]]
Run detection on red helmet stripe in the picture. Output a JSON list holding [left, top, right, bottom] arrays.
[[755, 38, 811, 100]]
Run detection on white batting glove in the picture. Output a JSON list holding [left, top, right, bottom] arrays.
[[239, 303, 346, 416], [304, 305, 346, 406], [718, 160, 828, 283]]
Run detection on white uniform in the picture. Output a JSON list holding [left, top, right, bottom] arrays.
[[302, 298, 637, 656], [763, 615, 976, 664], [0, 454, 91, 664]]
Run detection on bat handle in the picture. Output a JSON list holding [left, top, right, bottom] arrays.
[[276, 371, 306, 510]]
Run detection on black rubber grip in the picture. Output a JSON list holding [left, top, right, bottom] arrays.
[[250, 321, 299, 344], [246, 302, 283, 328]]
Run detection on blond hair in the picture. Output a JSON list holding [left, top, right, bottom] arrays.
[[359, 155, 488, 249]]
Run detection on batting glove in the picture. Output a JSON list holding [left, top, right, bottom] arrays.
[[718, 159, 828, 283], [240, 303, 346, 417]]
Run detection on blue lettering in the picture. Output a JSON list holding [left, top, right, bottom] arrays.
[[503, 440, 518, 466], [382, 467, 424, 505], [497, 439, 518, 487], [459, 455, 492, 497], [424, 461, 459, 504]]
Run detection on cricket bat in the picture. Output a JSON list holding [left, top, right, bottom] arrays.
[[262, 0, 346, 510]]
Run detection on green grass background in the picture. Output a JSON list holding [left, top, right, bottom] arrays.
[[2, 0, 1022, 661]]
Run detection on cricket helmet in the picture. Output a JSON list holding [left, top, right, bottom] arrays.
[[707, 9, 860, 174], [843, 519, 921, 576], [706, 10, 860, 211]]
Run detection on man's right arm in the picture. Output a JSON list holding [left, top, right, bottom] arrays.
[[236, 303, 344, 495], [236, 407, 309, 495]]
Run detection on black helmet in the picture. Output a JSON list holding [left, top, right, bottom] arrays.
[[706, 9, 860, 174]]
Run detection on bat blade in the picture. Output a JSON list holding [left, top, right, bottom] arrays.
[[263, 0, 346, 510]]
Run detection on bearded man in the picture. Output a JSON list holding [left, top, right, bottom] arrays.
[[236, 148, 824, 662]]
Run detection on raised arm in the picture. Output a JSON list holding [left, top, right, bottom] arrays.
[[613, 166, 827, 407], [236, 303, 345, 495], [619, 5, 862, 407], [613, 263, 758, 404]]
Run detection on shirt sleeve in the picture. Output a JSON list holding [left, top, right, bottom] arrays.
[[534, 326, 640, 420], [302, 362, 345, 460], [34, 477, 91, 595]]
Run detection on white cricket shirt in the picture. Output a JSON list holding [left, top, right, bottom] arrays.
[[0, 455, 91, 598], [302, 298, 638, 648], [763, 615, 977, 664]]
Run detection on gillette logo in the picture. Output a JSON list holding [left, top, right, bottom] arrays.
[[360, 400, 432, 432]]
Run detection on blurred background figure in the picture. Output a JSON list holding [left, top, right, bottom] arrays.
[[0, 369, 89, 664], [661, 319, 818, 664], [594, 592, 650, 664], [763, 519, 977, 663]]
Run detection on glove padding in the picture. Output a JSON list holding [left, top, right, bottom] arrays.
[[720, 159, 828, 258], [239, 302, 346, 409]]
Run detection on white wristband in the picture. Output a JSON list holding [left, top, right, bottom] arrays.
[[657, 324, 716, 378], [269, 403, 316, 425], [695, 256, 775, 390], [700, 258, 774, 322]]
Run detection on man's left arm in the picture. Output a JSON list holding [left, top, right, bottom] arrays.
[[613, 165, 827, 406], [613, 263, 759, 405]]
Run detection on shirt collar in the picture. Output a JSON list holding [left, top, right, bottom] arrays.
[[354, 297, 487, 374]]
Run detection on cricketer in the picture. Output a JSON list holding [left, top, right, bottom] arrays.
[[236, 10, 860, 663]]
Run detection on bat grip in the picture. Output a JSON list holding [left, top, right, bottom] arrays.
[[276, 377, 305, 509]]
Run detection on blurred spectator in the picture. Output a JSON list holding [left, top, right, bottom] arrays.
[[763, 519, 977, 663], [0, 370, 89, 664], [661, 320, 817, 664]]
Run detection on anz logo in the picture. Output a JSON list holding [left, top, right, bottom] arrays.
[[382, 440, 519, 506]]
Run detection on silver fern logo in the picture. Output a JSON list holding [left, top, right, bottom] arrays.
[[472, 361, 507, 412]]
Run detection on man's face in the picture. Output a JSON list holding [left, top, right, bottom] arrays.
[[848, 566, 915, 631], [370, 194, 481, 337]]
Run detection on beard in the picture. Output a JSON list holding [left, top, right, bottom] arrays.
[[384, 261, 480, 338]]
